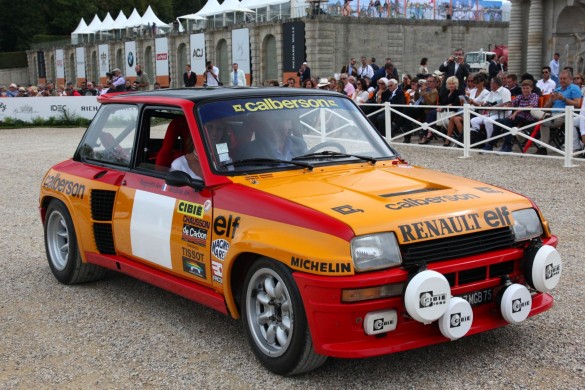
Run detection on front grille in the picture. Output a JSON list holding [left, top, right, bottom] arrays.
[[91, 190, 116, 221], [401, 227, 515, 266], [444, 261, 515, 287]]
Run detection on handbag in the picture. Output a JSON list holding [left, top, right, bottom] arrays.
[[436, 110, 451, 128]]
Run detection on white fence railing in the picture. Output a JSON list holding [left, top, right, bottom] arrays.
[[361, 102, 584, 168]]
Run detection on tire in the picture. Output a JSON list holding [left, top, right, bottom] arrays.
[[241, 258, 327, 376], [44, 199, 106, 284]]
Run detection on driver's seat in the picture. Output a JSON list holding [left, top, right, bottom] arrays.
[[155, 116, 189, 168]]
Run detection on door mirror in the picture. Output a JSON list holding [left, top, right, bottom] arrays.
[[165, 170, 205, 192]]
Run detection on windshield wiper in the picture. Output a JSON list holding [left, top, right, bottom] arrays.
[[293, 151, 378, 164], [223, 158, 314, 171]]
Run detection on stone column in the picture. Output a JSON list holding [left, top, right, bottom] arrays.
[[507, 0, 523, 74], [526, 0, 543, 75]]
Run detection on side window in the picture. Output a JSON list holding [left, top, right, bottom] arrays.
[[76, 104, 138, 167], [135, 108, 192, 174]]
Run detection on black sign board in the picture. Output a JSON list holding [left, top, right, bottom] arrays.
[[282, 22, 305, 72], [37, 51, 46, 78]]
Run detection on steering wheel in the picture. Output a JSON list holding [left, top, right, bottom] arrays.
[[306, 141, 346, 154]]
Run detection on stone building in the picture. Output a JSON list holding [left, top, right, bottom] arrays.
[[508, 0, 585, 76], [26, 15, 509, 88]]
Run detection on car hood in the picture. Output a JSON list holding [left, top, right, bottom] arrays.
[[235, 163, 531, 243]]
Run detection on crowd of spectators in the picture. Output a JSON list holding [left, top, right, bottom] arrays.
[[283, 51, 585, 154]]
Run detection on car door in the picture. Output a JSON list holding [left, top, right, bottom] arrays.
[[112, 106, 215, 287]]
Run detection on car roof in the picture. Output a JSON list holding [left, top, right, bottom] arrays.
[[98, 87, 343, 104]]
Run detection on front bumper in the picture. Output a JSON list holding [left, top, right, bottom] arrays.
[[293, 236, 557, 359]]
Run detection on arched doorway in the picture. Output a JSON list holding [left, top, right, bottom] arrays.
[[216, 39, 229, 84], [262, 35, 277, 84], [555, 5, 585, 74], [177, 43, 187, 88]]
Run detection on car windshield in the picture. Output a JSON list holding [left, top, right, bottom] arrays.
[[197, 95, 396, 174]]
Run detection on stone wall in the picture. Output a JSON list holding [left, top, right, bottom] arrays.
[[26, 17, 508, 88]]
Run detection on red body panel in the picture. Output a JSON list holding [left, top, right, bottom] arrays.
[[86, 252, 228, 315], [294, 236, 557, 358]]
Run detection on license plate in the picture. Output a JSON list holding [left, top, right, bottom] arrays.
[[459, 288, 493, 306]]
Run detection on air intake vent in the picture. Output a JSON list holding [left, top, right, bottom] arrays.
[[91, 190, 116, 221], [93, 223, 116, 254]]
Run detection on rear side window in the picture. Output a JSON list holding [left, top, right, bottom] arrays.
[[76, 104, 138, 167]]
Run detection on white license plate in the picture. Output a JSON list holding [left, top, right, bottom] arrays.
[[459, 288, 493, 306]]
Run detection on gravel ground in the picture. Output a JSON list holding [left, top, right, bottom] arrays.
[[0, 127, 583, 389]]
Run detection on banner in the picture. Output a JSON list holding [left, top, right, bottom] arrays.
[[155, 37, 169, 76], [0, 96, 100, 123], [56, 49, 65, 79], [190, 33, 206, 76], [231, 28, 250, 74], [37, 51, 46, 79], [125, 41, 136, 77], [155, 37, 169, 86], [282, 22, 305, 73], [98, 44, 110, 78], [75, 47, 86, 83]]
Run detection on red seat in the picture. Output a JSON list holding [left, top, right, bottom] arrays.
[[155, 116, 190, 168]]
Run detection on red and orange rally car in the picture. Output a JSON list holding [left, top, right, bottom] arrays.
[[40, 88, 562, 375]]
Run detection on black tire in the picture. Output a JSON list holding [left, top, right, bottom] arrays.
[[44, 199, 106, 284], [241, 258, 327, 376]]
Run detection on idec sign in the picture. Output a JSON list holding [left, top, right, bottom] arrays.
[[156, 53, 168, 61]]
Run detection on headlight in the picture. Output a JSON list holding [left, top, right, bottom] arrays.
[[512, 209, 543, 242], [351, 232, 402, 272]]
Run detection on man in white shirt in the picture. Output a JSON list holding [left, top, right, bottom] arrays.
[[357, 56, 374, 80], [549, 52, 560, 84], [229, 63, 246, 86], [203, 61, 221, 86], [536, 66, 556, 95], [470, 76, 512, 151]]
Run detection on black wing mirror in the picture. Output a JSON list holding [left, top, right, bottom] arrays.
[[165, 170, 205, 192]]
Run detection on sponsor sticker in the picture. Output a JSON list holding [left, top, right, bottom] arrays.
[[419, 291, 447, 308], [177, 200, 204, 218], [232, 98, 338, 113], [183, 257, 206, 279], [211, 239, 230, 261], [182, 224, 208, 247], [212, 261, 223, 283]]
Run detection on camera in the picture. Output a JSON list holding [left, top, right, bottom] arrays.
[[106, 71, 114, 78]]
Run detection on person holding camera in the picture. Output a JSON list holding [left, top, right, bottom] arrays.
[[204, 61, 221, 87], [438, 48, 469, 95], [108, 68, 126, 93]]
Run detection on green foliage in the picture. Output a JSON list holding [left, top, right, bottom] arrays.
[[0, 112, 91, 129], [0, 52, 28, 69], [0, 0, 205, 52]]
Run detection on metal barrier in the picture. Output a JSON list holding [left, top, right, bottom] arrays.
[[360, 102, 584, 168]]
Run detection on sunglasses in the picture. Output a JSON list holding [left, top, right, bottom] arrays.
[[542, 71, 549, 74]]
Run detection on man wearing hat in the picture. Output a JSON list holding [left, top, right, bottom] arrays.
[[6, 83, 18, 97], [297, 62, 311, 85], [111, 68, 126, 92]]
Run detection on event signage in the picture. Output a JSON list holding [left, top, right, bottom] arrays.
[[0, 97, 100, 123], [190, 33, 206, 75], [75, 47, 86, 81], [155, 37, 169, 86], [231, 28, 250, 74], [55, 49, 65, 80], [98, 44, 110, 78], [125, 41, 136, 77], [282, 22, 305, 72]]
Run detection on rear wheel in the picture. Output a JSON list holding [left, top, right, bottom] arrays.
[[241, 258, 327, 375], [44, 200, 106, 284]]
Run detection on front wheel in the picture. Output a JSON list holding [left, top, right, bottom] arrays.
[[241, 258, 327, 375], [44, 199, 106, 284]]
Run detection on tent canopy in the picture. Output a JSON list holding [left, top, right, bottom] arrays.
[[110, 10, 128, 30], [98, 12, 115, 31], [195, 0, 223, 17], [178, 13, 207, 20], [241, 0, 290, 8], [141, 5, 170, 27], [220, 0, 255, 13], [71, 18, 88, 35]]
